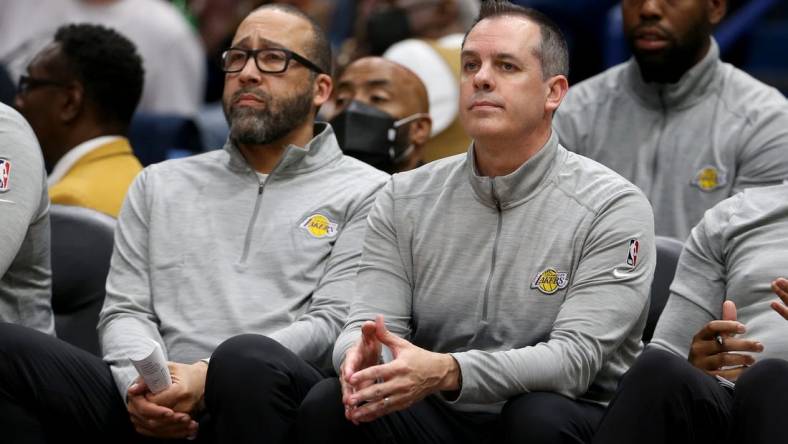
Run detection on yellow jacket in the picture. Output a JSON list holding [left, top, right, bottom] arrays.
[[49, 138, 143, 217]]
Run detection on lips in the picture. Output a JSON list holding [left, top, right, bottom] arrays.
[[469, 100, 503, 110], [633, 26, 671, 51]]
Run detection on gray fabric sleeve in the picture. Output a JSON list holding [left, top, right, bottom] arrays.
[[98, 168, 168, 399], [269, 180, 385, 365], [332, 180, 412, 372], [732, 99, 788, 193], [649, 194, 738, 358], [0, 112, 44, 275], [449, 191, 655, 404]]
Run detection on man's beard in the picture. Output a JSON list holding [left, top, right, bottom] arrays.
[[225, 84, 313, 146], [626, 24, 710, 84]]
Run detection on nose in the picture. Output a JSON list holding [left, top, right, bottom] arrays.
[[472, 62, 495, 92], [237, 55, 262, 85], [639, 0, 663, 21]]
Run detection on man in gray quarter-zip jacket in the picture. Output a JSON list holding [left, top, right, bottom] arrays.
[[554, 0, 788, 241], [0, 5, 386, 444], [592, 182, 788, 444], [297, 3, 656, 444], [0, 102, 54, 335]]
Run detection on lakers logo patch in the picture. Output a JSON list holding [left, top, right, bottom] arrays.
[[300, 214, 338, 239], [691, 166, 726, 192], [531, 268, 569, 295]]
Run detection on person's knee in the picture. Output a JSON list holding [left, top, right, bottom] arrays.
[[500, 392, 573, 443], [296, 378, 347, 443], [207, 334, 290, 390], [737, 358, 788, 395], [621, 348, 698, 395], [299, 378, 344, 419]]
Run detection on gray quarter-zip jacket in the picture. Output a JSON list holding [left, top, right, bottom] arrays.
[[651, 183, 788, 361], [99, 124, 388, 397], [0, 103, 53, 335], [333, 131, 656, 413], [554, 39, 788, 241]]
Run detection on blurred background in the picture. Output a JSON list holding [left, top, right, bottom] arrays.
[[1, 0, 786, 163]]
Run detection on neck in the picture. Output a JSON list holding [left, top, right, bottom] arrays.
[[237, 122, 315, 173], [50, 124, 109, 166], [473, 124, 551, 178]]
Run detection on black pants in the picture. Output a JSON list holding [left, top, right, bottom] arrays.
[[296, 377, 604, 444], [203, 334, 327, 443], [0, 323, 325, 443], [592, 348, 788, 444], [0, 323, 136, 444]]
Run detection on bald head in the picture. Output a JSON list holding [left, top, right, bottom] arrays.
[[243, 4, 332, 75], [333, 57, 429, 119]]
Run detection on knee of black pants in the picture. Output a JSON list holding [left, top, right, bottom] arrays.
[[206, 334, 290, 395], [0, 323, 51, 381], [618, 348, 700, 398], [736, 358, 788, 393], [296, 378, 349, 443], [501, 392, 585, 444]]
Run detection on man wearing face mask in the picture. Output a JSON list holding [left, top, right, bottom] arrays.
[[361, 0, 479, 163], [553, 0, 788, 241], [329, 57, 431, 173]]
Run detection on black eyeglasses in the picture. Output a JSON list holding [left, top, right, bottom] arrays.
[[221, 47, 325, 75], [17, 75, 69, 94]]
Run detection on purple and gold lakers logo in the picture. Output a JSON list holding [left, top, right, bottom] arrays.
[[692, 166, 726, 192], [300, 214, 338, 239], [531, 268, 569, 295]]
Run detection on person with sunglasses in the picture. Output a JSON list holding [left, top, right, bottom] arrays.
[[0, 5, 387, 443]]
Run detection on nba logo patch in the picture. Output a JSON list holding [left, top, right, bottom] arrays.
[[0, 158, 10, 193], [627, 239, 640, 268]]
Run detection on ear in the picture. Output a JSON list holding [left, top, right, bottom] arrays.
[[59, 81, 84, 123], [544, 75, 568, 115], [312, 73, 333, 108], [409, 115, 432, 146], [708, 0, 726, 26]]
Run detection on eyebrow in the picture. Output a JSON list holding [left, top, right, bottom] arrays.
[[231, 36, 284, 49], [461, 49, 522, 63], [337, 78, 392, 90]]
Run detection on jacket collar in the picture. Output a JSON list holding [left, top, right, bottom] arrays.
[[223, 122, 343, 177], [47, 136, 130, 187], [467, 130, 560, 209], [625, 37, 721, 110]]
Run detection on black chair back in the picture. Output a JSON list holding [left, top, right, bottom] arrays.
[[50, 204, 116, 356], [643, 236, 685, 342]]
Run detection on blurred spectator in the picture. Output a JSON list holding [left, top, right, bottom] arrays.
[[15, 24, 144, 218], [554, 0, 788, 240], [0, 0, 205, 117], [0, 102, 54, 335], [329, 56, 431, 172], [378, 0, 479, 163]]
